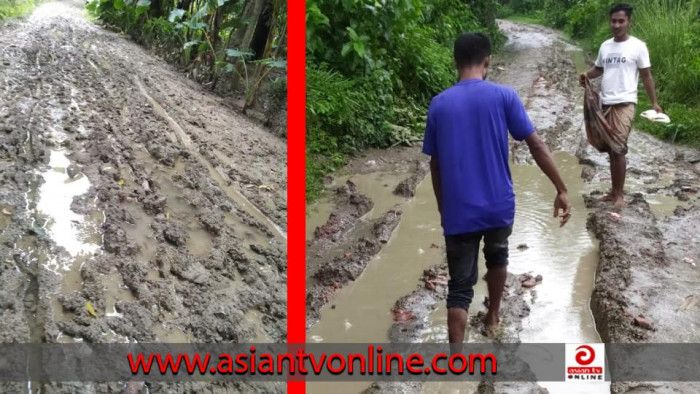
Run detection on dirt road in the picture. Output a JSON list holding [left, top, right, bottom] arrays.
[[0, 1, 286, 392], [306, 20, 700, 394]]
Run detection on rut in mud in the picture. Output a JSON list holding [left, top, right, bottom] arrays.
[[0, 1, 286, 392], [307, 20, 700, 394]]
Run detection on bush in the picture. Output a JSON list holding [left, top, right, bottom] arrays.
[[565, 0, 607, 38], [306, 0, 504, 201], [0, 0, 36, 21], [542, 0, 578, 28]]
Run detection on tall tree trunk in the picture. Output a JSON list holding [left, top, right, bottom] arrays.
[[231, 0, 265, 51], [245, 0, 280, 108]]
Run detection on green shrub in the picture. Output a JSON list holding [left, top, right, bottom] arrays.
[[306, 0, 504, 201], [0, 0, 36, 21]]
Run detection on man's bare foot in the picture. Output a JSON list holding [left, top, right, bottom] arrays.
[[484, 310, 500, 330], [600, 193, 615, 202], [613, 196, 626, 208]]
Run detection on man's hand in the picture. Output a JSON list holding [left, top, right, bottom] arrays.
[[652, 103, 663, 114], [554, 192, 572, 227], [580, 67, 603, 87]]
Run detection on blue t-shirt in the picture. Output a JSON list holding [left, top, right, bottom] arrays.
[[422, 79, 535, 235]]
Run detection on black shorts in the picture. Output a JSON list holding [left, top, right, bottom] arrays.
[[444, 225, 513, 310]]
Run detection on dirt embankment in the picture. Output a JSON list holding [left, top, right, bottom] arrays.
[[0, 1, 286, 392]]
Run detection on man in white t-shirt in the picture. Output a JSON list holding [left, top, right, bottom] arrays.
[[579, 2, 662, 207]]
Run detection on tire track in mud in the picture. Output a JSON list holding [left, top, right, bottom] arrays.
[[1, 1, 286, 392]]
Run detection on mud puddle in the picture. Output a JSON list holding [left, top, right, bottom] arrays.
[[422, 153, 610, 394], [36, 150, 102, 257]]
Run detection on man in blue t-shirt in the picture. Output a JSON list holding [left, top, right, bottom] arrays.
[[423, 32, 572, 342]]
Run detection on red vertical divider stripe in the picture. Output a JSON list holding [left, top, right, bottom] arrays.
[[287, 0, 306, 392]]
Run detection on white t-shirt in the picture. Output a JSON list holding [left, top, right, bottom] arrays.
[[594, 36, 651, 105]]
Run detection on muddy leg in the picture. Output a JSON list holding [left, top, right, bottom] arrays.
[[610, 152, 627, 207], [445, 233, 479, 345], [448, 307, 468, 348], [484, 266, 507, 329]]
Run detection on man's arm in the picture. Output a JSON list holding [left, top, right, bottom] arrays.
[[579, 66, 604, 86], [525, 131, 571, 227], [639, 67, 662, 113], [430, 157, 442, 216]]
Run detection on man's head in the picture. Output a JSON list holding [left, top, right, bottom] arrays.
[[609, 3, 633, 40], [454, 32, 491, 79]]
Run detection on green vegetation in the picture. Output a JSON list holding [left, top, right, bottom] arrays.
[[306, 0, 505, 201], [88, 0, 287, 108], [500, 0, 700, 146], [0, 0, 37, 21]]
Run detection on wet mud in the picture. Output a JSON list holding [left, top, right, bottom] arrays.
[[0, 1, 286, 392], [308, 18, 700, 394]]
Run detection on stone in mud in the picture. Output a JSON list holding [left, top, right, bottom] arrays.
[[676, 191, 691, 202], [522, 278, 537, 288], [162, 220, 189, 246], [373, 209, 402, 243], [633, 315, 653, 330], [66, 164, 79, 179], [581, 165, 596, 181]]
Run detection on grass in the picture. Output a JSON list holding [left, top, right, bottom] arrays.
[[635, 95, 700, 147], [0, 0, 36, 22], [617, 1, 700, 147], [631, 0, 700, 107]]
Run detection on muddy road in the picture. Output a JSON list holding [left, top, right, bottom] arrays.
[[306, 20, 700, 394], [0, 1, 286, 392]]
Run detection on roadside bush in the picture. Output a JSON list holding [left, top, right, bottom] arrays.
[[0, 0, 36, 21], [306, 0, 504, 200]]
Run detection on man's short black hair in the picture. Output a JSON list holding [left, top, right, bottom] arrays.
[[454, 32, 491, 69], [610, 3, 633, 18]]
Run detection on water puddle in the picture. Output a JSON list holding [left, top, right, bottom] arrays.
[[306, 199, 333, 241], [37, 150, 101, 259], [647, 194, 688, 218]]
